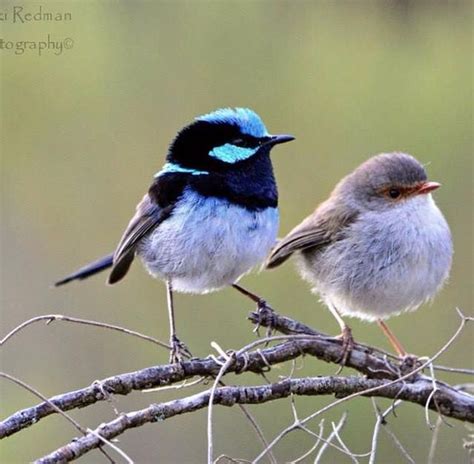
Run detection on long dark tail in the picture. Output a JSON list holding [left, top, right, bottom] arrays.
[[54, 253, 114, 286]]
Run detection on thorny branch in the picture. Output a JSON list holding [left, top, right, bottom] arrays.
[[0, 307, 473, 463]]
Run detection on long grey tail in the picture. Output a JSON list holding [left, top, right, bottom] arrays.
[[54, 253, 114, 286]]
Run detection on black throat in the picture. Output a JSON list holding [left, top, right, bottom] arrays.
[[149, 150, 278, 212], [193, 149, 278, 210]]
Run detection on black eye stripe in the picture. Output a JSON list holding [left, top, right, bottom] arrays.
[[231, 136, 261, 148]]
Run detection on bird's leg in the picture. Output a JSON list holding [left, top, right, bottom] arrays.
[[166, 280, 191, 363], [328, 303, 354, 367], [377, 320, 422, 375], [232, 283, 269, 309], [232, 283, 275, 335], [377, 319, 407, 358]]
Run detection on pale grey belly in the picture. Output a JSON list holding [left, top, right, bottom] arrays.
[[137, 193, 279, 294], [297, 198, 452, 321]]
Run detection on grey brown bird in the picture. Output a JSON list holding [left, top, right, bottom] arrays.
[[267, 152, 453, 360]]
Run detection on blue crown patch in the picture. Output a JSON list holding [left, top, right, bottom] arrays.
[[197, 107, 269, 138]]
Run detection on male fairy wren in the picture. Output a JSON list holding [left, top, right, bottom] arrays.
[[55, 108, 294, 362]]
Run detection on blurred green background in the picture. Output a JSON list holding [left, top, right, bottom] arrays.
[[1, 1, 472, 462]]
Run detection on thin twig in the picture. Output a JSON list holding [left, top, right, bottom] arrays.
[[207, 342, 276, 464], [86, 428, 134, 464], [432, 365, 474, 376], [234, 403, 277, 464], [0, 314, 170, 349], [330, 417, 359, 464], [289, 420, 325, 464], [0, 372, 129, 463], [214, 455, 252, 463], [299, 423, 371, 459], [427, 415, 444, 464], [369, 398, 404, 464], [0, 372, 86, 434], [288, 397, 370, 460], [314, 412, 348, 463], [369, 400, 383, 464], [425, 362, 440, 429], [208, 344, 237, 464], [382, 423, 415, 464], [143, 376, 206, 393]]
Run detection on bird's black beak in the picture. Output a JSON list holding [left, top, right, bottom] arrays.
[[264, 134, 295, 147], [271, 134, 295, 145]]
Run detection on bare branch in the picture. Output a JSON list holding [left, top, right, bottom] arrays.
[[0, 330, 404, 439], [2, 308, 473, 443], [0, 372, 129, 463], [2, 306, 472, 463], [0, 372, 86, 435], [252, 309, 474, 463], [33, 375, 474, 462], [250, 307, 474, 376]]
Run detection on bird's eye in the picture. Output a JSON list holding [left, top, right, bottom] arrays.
[[231, 137, 260, 148], [388, 188, 401, 199]]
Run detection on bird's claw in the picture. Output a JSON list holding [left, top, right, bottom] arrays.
[[256, 297, 272, 312], [253, 303, 276, 337], [399, 354, 422, 377], [169, 335, 192, 364], [335, 326, 354, 371]]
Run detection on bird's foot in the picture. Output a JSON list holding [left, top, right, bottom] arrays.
[[399, 354, 422, 377], [253, 302, 276, 337], [169, 335, 192, 364], [256, 296, 272, 312], [335, 326, 354, 371]]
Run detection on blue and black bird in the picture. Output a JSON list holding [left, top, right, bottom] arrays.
[[55, 108, 294, 362]]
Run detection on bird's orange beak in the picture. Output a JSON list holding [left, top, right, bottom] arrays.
[[417, 181, 441, 195]]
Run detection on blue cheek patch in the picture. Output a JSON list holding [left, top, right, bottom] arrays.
[[154, 162, 208, 178], [209, 144, 257, 164]]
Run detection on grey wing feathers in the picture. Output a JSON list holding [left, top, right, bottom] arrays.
[[108, 194, 165, 284], [266, 227, 330, 268], [266, 199, 357, 269]]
